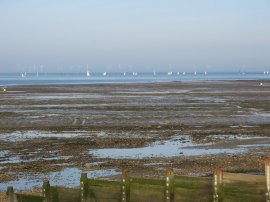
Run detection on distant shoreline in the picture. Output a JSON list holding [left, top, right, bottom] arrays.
[[0, 72, 269, 86], [1, 79, 270, 87]]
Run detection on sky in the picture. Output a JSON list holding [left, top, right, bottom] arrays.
[[0, 0, 270, 73]]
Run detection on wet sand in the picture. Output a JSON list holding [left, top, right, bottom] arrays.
[[0, 80, 270, 189]]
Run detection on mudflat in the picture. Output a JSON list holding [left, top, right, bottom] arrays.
[[0, 81, 270, 189]]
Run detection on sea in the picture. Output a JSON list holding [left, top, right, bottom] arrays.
[[0, 72, 269, 86]]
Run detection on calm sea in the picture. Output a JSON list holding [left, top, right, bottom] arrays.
[[0, 72, 269, 86]]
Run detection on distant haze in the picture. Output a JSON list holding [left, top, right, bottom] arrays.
[[0, 0, 270, 73]]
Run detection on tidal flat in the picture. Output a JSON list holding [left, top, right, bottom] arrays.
[[0, 81, 270, 190]]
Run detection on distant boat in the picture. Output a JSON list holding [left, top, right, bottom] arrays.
[[267, 71, 269, 75], [123, 72, 126, 76], [194, 71, 197, 75], [153, 71, 156, 76], [264, 71, 266, 75], [21, 72, 26, 78], [204, 71, 207, 75], [103, 72, 107, 76], [36, 72, 39, 77], [167, 71, 172, 75], [177, 72, 180, 75], [133, 72, 138, 76], [86, 64, 90, 77], [182, 72, 186, 75]]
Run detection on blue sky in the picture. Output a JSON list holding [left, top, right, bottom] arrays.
[[0, 0, 270, 72]]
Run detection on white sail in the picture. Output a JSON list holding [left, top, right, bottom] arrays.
[[86, 64, 90, 77], [21, 72, 26, 78]]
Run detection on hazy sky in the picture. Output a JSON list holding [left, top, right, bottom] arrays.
[[0, 0, 270, 73]]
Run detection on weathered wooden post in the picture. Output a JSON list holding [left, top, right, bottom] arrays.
[[80, 173, 89, 202], [265, 158, 270, 201], [6, 186, 15, 202], [165, 167, 174, 202], [213, 168, 223, 202], [42, 180, 51, 202], [121, 169, 130, 202]]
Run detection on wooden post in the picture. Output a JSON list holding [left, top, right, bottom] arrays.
[[42, 180, 51, 202], [80, 173, 89, 202], [6, 186, 15, 202], [121, 169, 130, 202], [165, 167, 174, 202], [265, 158, 270, 201], [213, 168, 223, 202]]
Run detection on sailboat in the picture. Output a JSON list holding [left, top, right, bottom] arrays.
[[153, 71, 156, 76], [182, 72, 186, 75], [177, 72, 180, 75], [123, 72, 126, 76], [103, 72, 107, 76], [21, 72, 26, 78], [167, 71, 172, 75], [204, 71, 207, 75], [133, 72, 138, 76], [194, 71, 197, 75], [86, 65, 90, 77]]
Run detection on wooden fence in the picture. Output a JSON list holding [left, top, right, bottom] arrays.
[[1, 158, 270, 202]]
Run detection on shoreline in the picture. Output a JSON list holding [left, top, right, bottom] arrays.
[[1, 79, 270, 87], [0, 72, 269, 87], [0, 79, 269, 92]]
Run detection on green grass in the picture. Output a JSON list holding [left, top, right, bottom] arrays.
[[223, 182, 265, 202], [87, 178, 121, 186], [16, 194, 44, 202], [174, 176, 212, 189], [51, 186, 60, 202], [131, 178, 165, 186]]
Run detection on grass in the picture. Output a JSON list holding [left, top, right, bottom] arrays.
[[15, 194, 44, 202], [223, 182, 265, 202], [87, 178, 121, 186]]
